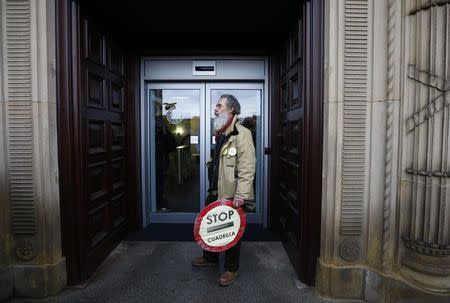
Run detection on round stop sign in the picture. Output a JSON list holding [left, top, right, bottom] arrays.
[[193, 200, 246, 252]]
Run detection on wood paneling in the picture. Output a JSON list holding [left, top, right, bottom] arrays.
[[80, 16, 128, 278], [87, 120, 106, 154], [277, 19, 305, 277], [110, 81, 124, 112], [57, 0, 139, 284], [270, 0, 323, 286]]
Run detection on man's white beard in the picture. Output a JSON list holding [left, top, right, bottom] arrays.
[[213, 112, 230, 132]]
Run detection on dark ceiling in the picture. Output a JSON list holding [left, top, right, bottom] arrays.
[[80, 0, 301, 53]]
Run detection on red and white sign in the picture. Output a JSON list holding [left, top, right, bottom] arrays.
[[193, 200, 246, 252]]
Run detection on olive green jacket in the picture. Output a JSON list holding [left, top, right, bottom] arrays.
[[213, 116, 256, 210]]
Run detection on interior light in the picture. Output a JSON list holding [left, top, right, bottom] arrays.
[[175, 126, 184, 136]]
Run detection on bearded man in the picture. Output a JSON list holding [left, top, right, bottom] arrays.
[[191, 94, 256, 286]]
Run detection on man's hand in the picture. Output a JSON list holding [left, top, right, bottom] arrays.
[[233, 197, 245, 208]]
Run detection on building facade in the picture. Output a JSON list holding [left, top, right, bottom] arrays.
[[0, 0, 66, 298], [0, 0, 449, 301], [319, 0, 450, 301]]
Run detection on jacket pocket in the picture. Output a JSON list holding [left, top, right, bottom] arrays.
[[220, 155, 237, 197]]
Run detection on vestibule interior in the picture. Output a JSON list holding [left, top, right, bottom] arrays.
[[58, 0, 322, 287]]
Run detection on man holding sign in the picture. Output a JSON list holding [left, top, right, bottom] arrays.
[[192, 94, 256, 286]]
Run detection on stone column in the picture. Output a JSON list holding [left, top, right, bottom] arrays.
[[319, 0, 378, 298], [0, 0, 13, 295], [319, 0, 450, 301], [399, 0, 450, 294], [0, 0, 66, 299]]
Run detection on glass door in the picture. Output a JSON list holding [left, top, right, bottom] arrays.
[[206, 83, 264, 223], [144, 82, 264, 224], [146, 83, 206, 222]]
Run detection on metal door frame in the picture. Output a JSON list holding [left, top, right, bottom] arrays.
[[142, 82, 267, 225], [205, 82, 266, 225], [140, 57, 269, 227], [143, 83, 206, 223]]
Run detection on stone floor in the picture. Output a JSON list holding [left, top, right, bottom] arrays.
[[9, 241, 329, 303]]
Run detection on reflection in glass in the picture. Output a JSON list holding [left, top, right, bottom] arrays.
[[150, 89, 200, 213], [210, 90, 261, 212], [291, 76, 300, 107]]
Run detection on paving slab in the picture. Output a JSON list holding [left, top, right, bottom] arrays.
[[9, 241, 328, 303]]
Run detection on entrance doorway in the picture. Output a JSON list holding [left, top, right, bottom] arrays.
[[140, 58, 268, 227], [57, 0, 323, 287], [142, 82, 265, 224]]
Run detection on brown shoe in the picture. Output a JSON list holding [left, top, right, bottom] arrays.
[[191, 256, 218, 267], [219, 271, 238, 286]]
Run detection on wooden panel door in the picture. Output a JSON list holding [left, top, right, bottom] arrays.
[[57, 0, 139, 283], [270, 0, 323, 285], [79, 18, 128, 276], [277, 21, 305, 279]]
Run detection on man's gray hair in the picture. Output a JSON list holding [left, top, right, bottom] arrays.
[[220, 94, 241, 115]]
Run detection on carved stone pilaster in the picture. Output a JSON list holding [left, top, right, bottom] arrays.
[[0, 0, 66, 298], [400, 1, 450, 294], [0, 1, 13, 300], [5, 0, 36, 253], [318, 0, 370, 299], [338, 0, 369, 264], [382, 0, 402, 273], [319, 0, 450, 300]]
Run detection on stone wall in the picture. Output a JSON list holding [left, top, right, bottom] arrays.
[[319, 0, 450, 301], [400, 0, 450, 294], [0, 0, 66, 299]]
